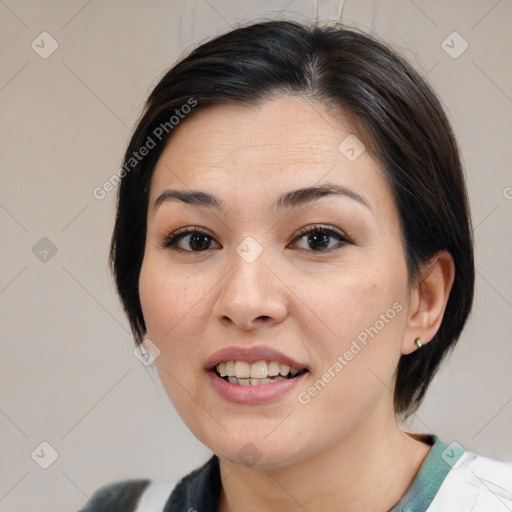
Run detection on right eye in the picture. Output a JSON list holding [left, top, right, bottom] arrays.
[[160, 227, 221, 252]]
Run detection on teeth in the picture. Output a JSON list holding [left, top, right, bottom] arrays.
[[225, 361, 235, 376], [216, 360, 304, 382], [268, 361, 280, 376], [226, 376, 287, 385], [250, 361, 268, 378], [279, 364, 290, 376], [234, 361, 251, 378]]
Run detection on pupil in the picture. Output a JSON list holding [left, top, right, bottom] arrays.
[[309, 232, 329, 250], [190, 233, 210, 251]]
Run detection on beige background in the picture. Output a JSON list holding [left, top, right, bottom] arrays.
[[1, 0, 511, 510]]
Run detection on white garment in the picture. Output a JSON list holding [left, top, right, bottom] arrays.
[[427, 451, 512, 511], [134, 481, 176, 512]]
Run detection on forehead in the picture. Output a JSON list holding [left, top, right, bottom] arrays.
[[149, 96, 389, 211]]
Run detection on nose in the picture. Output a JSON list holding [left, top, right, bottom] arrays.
[[213, 243, 288, 331]]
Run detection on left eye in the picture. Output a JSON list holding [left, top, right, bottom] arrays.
[[290, 225, 350, 252]]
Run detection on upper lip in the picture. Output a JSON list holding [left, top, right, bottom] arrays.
[[205, 345, 308, 371]]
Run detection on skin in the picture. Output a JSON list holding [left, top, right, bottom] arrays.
[[138, 95, 455, 512]]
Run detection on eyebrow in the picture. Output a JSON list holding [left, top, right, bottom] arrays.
[[153, 182, 371, 213]]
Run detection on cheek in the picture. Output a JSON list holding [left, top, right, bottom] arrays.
[[306, 257, 408, 385], [138, 257, 207, 372], [296, 280, 406, 436], [139, 257, 210, 425], [140, 256, 203, 332]]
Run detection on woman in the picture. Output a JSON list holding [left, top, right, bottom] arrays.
[[79, 19, 512, 512]]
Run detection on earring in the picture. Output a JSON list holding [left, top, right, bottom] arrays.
[[414, 337, 422, 349]]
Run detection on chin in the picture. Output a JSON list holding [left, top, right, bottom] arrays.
[[197, 429, 313, 470], [215, 446, 300, 470]]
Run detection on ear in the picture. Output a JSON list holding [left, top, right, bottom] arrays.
[[402, 250, 455, 355]]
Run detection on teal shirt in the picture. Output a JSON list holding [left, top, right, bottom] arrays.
[[390, 434, 465, 511]]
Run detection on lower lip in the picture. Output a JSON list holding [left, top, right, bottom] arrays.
[[206, 370, 308, 405]]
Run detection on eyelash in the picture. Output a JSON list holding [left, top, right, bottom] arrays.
[[159, 224, 351, 253]]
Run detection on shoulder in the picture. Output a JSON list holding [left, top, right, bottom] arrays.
[[76, 455, 219, 512], [76, 479, 153, 512], [428, 451, 512, 511]]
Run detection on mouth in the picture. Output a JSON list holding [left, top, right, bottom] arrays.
[[212, 360, 309, 386]]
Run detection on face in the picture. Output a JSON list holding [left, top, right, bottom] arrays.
[[139, 96, 412, 469]]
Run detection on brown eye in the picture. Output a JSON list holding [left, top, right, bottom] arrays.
[[161, 227, 220, 252], [291, 225, 351, 252]]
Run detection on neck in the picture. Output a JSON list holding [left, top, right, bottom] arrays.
[[217, 403, 431, 512]]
